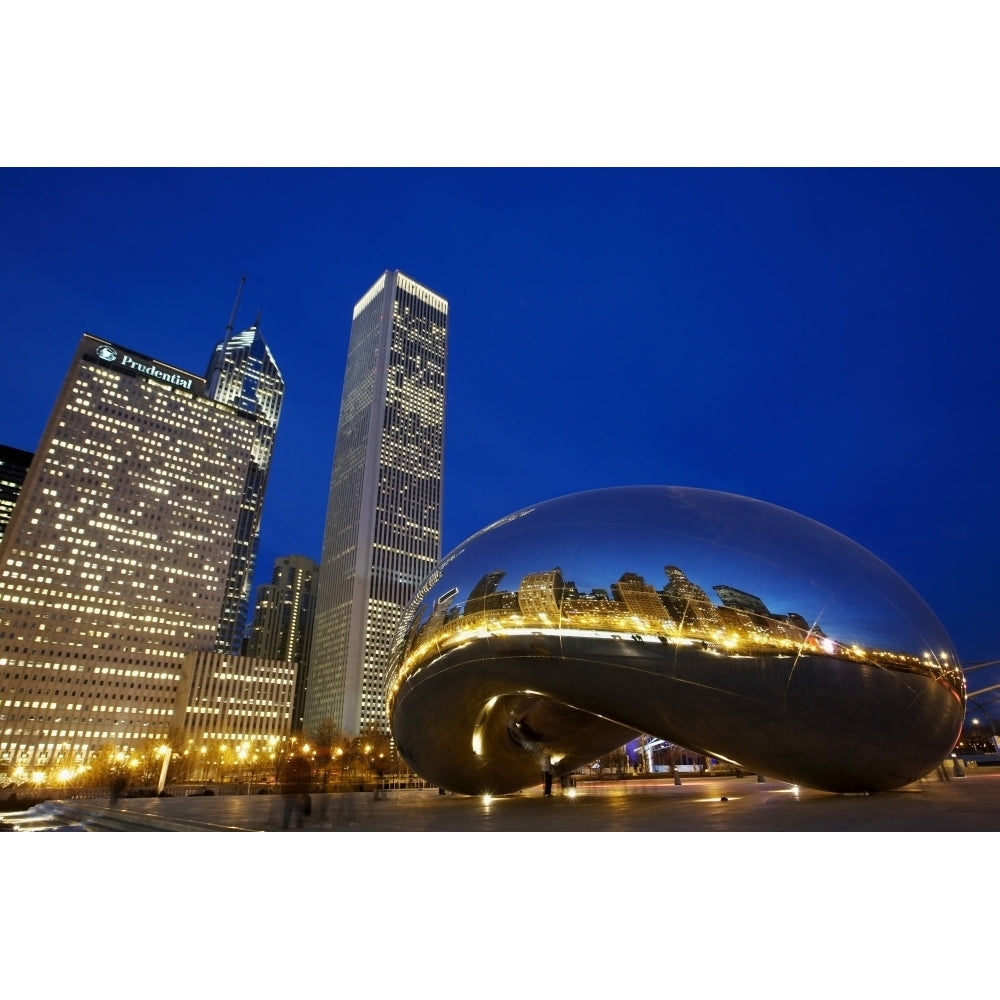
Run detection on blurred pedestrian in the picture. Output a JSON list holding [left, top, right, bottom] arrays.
[[282, 753, 313, 829], [540, 750, 554, 796], [109, 773, 127, 805]]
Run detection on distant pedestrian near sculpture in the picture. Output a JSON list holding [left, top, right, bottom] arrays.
[[109, 773, 127, 805], [281, 754, 313, 829], [541, 751, 554, 796]]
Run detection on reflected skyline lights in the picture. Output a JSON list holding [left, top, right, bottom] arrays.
[[389, 558, 963, 714]]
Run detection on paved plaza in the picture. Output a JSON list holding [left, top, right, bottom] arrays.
[[5, 767, 999, 832]]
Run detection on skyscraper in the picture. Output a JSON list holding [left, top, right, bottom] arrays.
[[0, 332, 274, 769], [246, 555, 318, 732], [305, 271, 448, 737], [0, 444, 33, 547], [204, 321, 285, 653]]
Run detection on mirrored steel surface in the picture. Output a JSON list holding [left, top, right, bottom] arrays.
[[387, 486, 965, 795]]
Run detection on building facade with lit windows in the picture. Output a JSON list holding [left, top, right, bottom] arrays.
[[0, 333, 268, 770], [246, 555, 318, 732], [305, 271, 448, 737], [0, 444, 33, 548], [173, 650, 296, 751], [204, 322, 285, 653]]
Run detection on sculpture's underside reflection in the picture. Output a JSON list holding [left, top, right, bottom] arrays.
[[387, 487, 965, 795]]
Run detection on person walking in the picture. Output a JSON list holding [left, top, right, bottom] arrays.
[[281, 753, 313, 829], [540, 750, 554, 796]]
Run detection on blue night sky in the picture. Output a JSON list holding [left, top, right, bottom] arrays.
[[2, 167, 998, 676]]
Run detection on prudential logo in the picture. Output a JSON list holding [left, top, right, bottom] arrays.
[[96, 344, 118, 363]]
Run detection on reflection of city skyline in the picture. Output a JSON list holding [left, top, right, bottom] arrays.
[[387, 486, 967, 798], [393, 560, 962, 699]]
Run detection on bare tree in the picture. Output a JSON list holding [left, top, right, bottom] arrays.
[[308, 716, 343, 791], [598, 744, 629, 777], [358, 724, 392, 788]]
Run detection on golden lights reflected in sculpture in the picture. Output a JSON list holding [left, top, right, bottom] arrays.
[[387, 487, 965, 796]]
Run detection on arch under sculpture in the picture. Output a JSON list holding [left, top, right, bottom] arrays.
[[387, 487, 965, 795]]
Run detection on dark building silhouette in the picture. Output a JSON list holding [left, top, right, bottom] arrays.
[[0, 444, 32, 547], [246, 555, 318, 732], [713, 583, 770, 616]]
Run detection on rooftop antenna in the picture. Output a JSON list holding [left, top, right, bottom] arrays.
[[225, 271, 247, 343]]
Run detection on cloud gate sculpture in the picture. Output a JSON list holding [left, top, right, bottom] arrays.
[[387, 487, 965, 795]]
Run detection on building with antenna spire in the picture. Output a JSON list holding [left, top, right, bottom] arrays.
[[0, 284, 285, 771], [204, 309, 285, 653]]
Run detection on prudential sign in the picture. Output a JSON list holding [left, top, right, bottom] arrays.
[[93, 342, 196, 392]]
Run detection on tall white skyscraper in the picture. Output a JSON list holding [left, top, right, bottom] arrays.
[[305, 271, 448, 737]]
